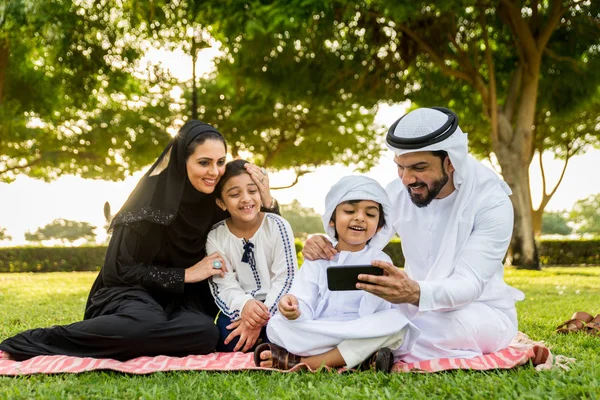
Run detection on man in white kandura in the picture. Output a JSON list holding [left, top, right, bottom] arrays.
[[303, 107, 525, 363]]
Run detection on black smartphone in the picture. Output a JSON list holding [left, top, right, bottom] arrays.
[[326, 265, 383, 291]]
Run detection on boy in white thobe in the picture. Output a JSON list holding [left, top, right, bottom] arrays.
[[258, 176, 419, 371]]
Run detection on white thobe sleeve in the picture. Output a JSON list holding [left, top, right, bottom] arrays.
[[263, 219, 298, 315], [207, 233, 252, 319], [417, 197, 514, 312], [288, 260, 322, 321]]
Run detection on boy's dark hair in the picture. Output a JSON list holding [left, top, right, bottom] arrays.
[[330, 200, 386, 241], [214, 159, 249, 200]]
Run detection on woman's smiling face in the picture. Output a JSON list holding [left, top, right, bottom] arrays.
[[185, 139, 227, 194]]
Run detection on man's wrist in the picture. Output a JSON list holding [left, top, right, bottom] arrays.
[[411, 281, 421, 306]]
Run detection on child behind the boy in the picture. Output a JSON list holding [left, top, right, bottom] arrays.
[[255, 175, 419, 371], [207, 159, 297, 353]]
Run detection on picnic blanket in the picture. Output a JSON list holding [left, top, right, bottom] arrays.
[[0, 332, 561, 376]]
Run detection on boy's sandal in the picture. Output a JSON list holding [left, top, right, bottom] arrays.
[[556, 311, 593, 334], [357, 347, 394, 372], [253, 343, 302, 370], [585, 314, 600, 336]]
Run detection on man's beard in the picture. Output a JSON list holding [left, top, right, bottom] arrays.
[[406, 170, 449, 208]]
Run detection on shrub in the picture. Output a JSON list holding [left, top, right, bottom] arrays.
[[0, 246, 106, 273], [537, 239, 600, 266], [0, 238, 596, 273], [294, 238, 304, 266], [383, 238, 405, 267]]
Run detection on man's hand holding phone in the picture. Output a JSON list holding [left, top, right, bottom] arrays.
[[356, 260, 421, 306]]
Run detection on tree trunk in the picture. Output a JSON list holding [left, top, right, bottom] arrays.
[[0, 39, 9, 105], [500, 157, 540, 269], [495, 78, 540, 269], [532, 208, 543, 237], [191, 37, 198, 119]]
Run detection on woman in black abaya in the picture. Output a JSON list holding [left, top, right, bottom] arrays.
[[0, 121, 278, 361]]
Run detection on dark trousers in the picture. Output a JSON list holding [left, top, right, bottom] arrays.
[[0, 290, 219, 361], [215, 312, 269, 352]]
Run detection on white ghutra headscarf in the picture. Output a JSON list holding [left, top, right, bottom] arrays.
[[322, 175, 394, 252], [386, 107, 512, 280]]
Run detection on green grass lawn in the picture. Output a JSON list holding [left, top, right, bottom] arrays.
[[1, 268, 600, 399]]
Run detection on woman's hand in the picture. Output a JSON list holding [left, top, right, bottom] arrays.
[[278, 294, 301, 320], [244, 163, 274, 209], [241, 299, 270, 329], [184, 252, 228, 283], [302, 234, 338, 261], [224, 319, 263, 353]]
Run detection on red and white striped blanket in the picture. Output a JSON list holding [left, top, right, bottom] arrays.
[[0, 333, 554, 376]]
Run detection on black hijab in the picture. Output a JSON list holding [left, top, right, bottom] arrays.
[[111, 120, 227, 267]]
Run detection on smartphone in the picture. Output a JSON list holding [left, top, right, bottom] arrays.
[[326, 265, 383, 291]]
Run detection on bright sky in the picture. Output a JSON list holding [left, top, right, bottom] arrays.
[[1, 46, 598, 246]]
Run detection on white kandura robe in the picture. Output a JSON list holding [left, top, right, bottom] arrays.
[[382, 107, 525, 363], [267, 246, 419, 361], [386, 178, 524, 363]]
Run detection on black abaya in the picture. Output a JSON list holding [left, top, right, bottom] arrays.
[[0, 121, 228, 361]]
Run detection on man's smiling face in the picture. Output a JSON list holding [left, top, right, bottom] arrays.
[[394, 151, 455, 207]]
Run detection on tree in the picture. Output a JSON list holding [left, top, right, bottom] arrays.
[[25, 218, 96, 244], [180, 1, 409, 184], [530, 102, 600, 236], [2, 0, 398, 188], [198, 0, 600, 268], [0, 227, 12, 241], [5, 2, 598, 266], [280, 200, 325, 239], [570, 194, 600, 236], [541, 211, 572, 236], [0, 0, 179, 183]]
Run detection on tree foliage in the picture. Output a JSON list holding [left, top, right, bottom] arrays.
[[0, 0, 179, 183], [25, 218, 96, 243], [3, 1, 599, 265], [570, 194, 600, 236], [195, 0, 600, 267], [1, 0, 400, 186], [280, 199, 324, 239], [187, 1, 415, 179], [541, 211, 572, 236], [0, 227, 12, 241]]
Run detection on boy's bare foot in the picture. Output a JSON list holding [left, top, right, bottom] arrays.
[[253, 343, 302, 370], [256, 349, 273, 368]]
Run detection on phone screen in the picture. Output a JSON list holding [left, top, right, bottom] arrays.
[[326, 265, 383, 291]]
